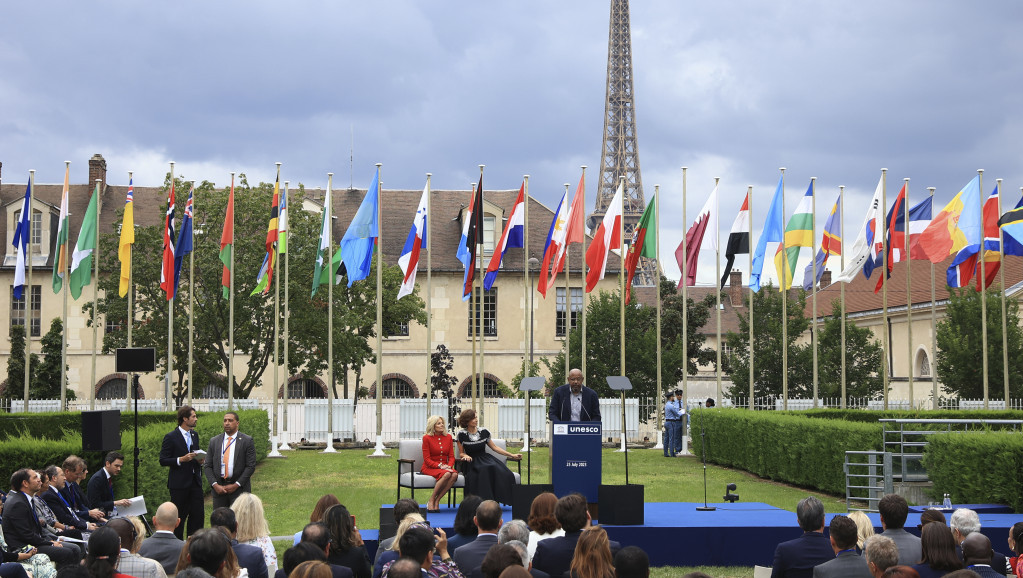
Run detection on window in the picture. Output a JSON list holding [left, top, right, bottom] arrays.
[[468, 287, 497, 337], [382, 378, 414, 399], [96, 378, 129, 400], [386, 321, 409, 337], [10, 285, 41, 337], [105, 316, 124, 335], [721, 344, 732, 357], [200, 384, 228, 399], [918, 350, 931, 378], [13, 210, 43, 250], [287, 378, 325, 399], [556, 287, 583, 337], [483, 215, 497, 256]]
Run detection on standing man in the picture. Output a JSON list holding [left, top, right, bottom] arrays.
[[548, 368, 601, 423], [159, 405, 204, 539], [203, 412, 257, 508], [87, 451, 133, 518], [663, 391, 680, 457]]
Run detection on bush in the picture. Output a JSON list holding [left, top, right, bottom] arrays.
[[0, 411, 176, 441], [795, 409, 1023, 423], [923, 431, 1023, 512], [689, 408, 882, 495]]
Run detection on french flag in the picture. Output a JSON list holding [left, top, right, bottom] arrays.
[[397, 183, 429, 300], [483, 184, 525, 291]]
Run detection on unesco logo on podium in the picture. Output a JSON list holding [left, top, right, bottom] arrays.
[[554, 424, 568, 435]]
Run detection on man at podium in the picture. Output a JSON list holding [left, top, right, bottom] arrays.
[[548, 369, 601, 422]]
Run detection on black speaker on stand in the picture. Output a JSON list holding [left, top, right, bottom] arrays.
[[82, 410, 121, 452]]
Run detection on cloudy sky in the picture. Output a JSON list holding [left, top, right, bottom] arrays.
[[3, 1, 1022, 285]]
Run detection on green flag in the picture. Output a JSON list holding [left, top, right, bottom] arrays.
[[312, 187, 332, 295], [69, 183, 99, 300]]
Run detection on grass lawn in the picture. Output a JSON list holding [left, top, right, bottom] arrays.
[[251, 445, 845, 577]]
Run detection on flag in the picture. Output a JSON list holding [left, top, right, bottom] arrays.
[[220, 181, 235, 299], [278, 182, 289, 255], [52, 165, 70, 294], [117, 177, 135, 298], [720, 191, 750, 289], [397, 182, 429, 300], [339, 167, 380, 287], [13, 181, 31, 300], [749, 176, 786, 292], [461, 176, 484, 299], [312, 186, 333, 296], [999, 196, 1023, 257], [676, 184, 718, 287], [905, 197, 933, 260], [584, 179, 623, 292], [948, 184, 1001, 289], [773, 182, 813, 291], [537, 192, 567, 299], [160, 180, 177, 300], [251, 175, 281, 296], [172, 184, 194, 299], [483, 183, 525, 290], [834, 176, 885, 284], [803, 191, 842, 291], [69, 182, 99, 301], [624, 195, 656, 303], [918, 175, 981, 263], [976, 185, 1002, 290], [456, 184, 478, 302], [872, 183, 907, 293]]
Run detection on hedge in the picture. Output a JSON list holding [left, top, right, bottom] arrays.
[[790, 409, 1023, 423], [923, 431, 1023, 512], [0, 411, 179, 441], [689, 408, 882, 495]]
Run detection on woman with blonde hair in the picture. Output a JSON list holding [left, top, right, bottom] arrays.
[[373, 514, 425, 578], [848, 510, 876, 551], [231, 493, 278, 575], [569, 526, 615, 578], [421, 415, 457, 512]]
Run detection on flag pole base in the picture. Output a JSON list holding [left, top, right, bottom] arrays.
[[615, 437, 627, 453], [268, 435, 283, 458], [679, 436, 691, 456], [278, 430, 291, 451], [653, 440, 664, 450], [368, 434, 389, 458], [322, 432, 337, 453], [521, 435, 531, 453]]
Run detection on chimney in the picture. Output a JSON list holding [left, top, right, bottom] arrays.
[[729, 270, 744, 307], [820, 269, 832, 288], [88, 154, 107, 190]]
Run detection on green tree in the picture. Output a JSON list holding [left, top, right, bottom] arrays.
[[722, 283, 812, 399], [935, 287, 1023, 399], [6, 325, 38, 400], [35, 318, 74, 401], [430, 344, 460, 426], [816, 301, 884, 399]]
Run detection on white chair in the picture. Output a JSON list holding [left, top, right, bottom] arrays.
[[396, 439, 464, 507]]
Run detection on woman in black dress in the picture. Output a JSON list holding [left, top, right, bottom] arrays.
[[456, 408, 521, 505]]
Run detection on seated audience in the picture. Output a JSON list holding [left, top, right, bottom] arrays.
[[139, 502, 187, 576], [1008, 522, 1023, 578], [447, 497, 483, 554], [497, 569, 530, 578], [210, 507, 268, 578], [86, 527, 126, 578], [0, 510, 50, 578], [175, 529, 240, 578], [291, 561, 334, 578], [454, 500, 503, 576], [323, 505, 371, 578], [293, 523, 354, 578], [950, 509, 1008, 576], [849, 511, 876, 552], [770, 496, 833, 578], [2, 469, 79, 568], [374, 499, 419, 566], [381, 559, 421, 578], [943, 571, 982, 578], [525, 494, 562, 562], [381, 526, 459, 578], [294, 495, 342, 546], [879, 495, 922, 566], [814, 515, 872, 578], [883, 567, 921, 578], [962, 534, 1002, 578], [912, 522, 962, 578], [532, 494, 620, 578], [40, 465, 97, 533], [59, 456, 105, 524], [499, 541, 546, 578], [569, 526, 615, 578], [107, 518, 167, 578], [374, 515, 426, 578], [279, 543, 327, 578], [613, 546, 649, 578], [478, 545, 523, 578], [231, 493, 278, 576], [865, 536, 900, 578], [919, 510, 947, 530]]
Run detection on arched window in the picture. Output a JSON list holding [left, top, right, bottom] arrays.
[[287, 378, 326, 399], [457, 374, 504, 398], [917, 350, 931, 378], [96, 378, 129, 400], [383, 378, 414, 399], [201, 384, 228, 399]]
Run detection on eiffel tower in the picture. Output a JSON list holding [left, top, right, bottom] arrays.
[[588, 0, 657, 286]]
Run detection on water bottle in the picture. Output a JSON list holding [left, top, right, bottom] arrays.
[[943, 494, 952, 509]]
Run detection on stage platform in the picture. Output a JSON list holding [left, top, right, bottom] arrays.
[[361, 502, 1021, 567]]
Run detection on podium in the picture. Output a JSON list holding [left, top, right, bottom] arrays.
[[550, 421, 602, 502]]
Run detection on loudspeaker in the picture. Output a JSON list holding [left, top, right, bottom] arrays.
[[512, 484, 554, 520], [598, 484, 644, 525], [115, 348, 156, 373], [82, 410, 121, 452], [378, 505, 429, 541]]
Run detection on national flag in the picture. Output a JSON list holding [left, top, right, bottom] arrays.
[[720, 191, 750, 289], [538, 192, 567, 299], [250, 175, 281, 296], [52, 165, 70, 294], [312, 185, 333, 296], [220, 180, 235, 299], [456, 183, 478, 302], [906, 197, 934, 260], [871, 193, 933, 292], [872, 183, 907, 293], [278, 182, 288, 255], [773, 182, 813, 291], [624, 195, 656, 304], [918, 175, 981, 263], [584, 179, 623, 292], [483, 183, 525, 291], [976, 185, 1002, 290], [834, 176, 884, 284], [117, 178, 135, 298], [339, 167, 380, 287], [676, 184, 718, 288], [803, 191, 842, 291], [540, 173, 586, 297], [69, 182, 99, 300], [13, 181, 31, 300], [999, 196, 1023, 257], [172, 184, 194, 299], [397, 182, 429, 300], [749, 176, 786, 292], [461, 176, 484, 299], [160, 180, 177, 300], [948, 184, 1001, 289]]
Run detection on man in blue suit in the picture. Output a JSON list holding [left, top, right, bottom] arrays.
[[86, 451, 133, 518], [453, 500, 503, 576], [533, 493, 620, 578], [770, 496, 835, 578], [548, 369, 601, 422], [813, 515, 872, 578], [159, 406, 204, 539]]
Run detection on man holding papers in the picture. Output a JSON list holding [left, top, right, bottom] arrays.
[[159, 406, 204, 539]]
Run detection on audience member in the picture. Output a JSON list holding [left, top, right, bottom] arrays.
[[962, 534, 1002, 578], [919, 510, 947, 530], [374, 499, 419, 565], [531, 494, 619, 578], [883, 567, 921, 578], [375, 516, 425, 578], [232, 493, 278, 576], [296, 522, 355, 578], [497, 521, 529, 550], [86, 527, 125, 578], [454, 500, 503, 576], [381, 526, 459, 578], [382, 559, 422, 578], [139, 502, 186, 576], [525, 493, 562, 562], [681, 573, 713, 578], [323, 505, 371, 578], [280, 543, 328, 578], [2, 469, 79, 568], [814, 515, 872, 578], [295, 495, 344, 546], [497, 569, 530, 578], [613, 546, 649, 578], [569, 526, 615, 578], [107, 517, 167, 578], [943, 571, 981, 578], [865, 536, 900, 578], [849, 511, 877, 552], [448, 497, 483, 554], [40, 465, 97, 533], [478, 545, 523, 578], [54, 566, 90, 578], [87, 451, 132, 518], [210, 507, 268, 578], [770, 496, 834, 578], [499, 542, 546, 578], [31, 469, 83, 560], [177, 529, 233, 578], [911, 522, 962, 578], [1008, 522, 1023, 578], [291, 561, 334, 578], [0, 502, 49, 578], [950, 509, 1008, 576], [878, 495, 922, 566], [58, 456, 105, 523]]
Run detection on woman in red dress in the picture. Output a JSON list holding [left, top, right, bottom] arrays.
[[421, 415, 458, 512]]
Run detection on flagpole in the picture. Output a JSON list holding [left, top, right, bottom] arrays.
[[26, 170, 35, 406], [187, 181, 195, 405], [426, 174, 433, 416], [228, 173, 236, 415], [928, 187, 937, 409], [810, 177, 818, 407], [839, 186, 847, 408], [747, 185, 755, 410], [780, 167, 788, 411], [127, 172, 133, 350], [904, 178, 913, 408], [471, 181, 478, 414], [653, 184, 663, 448], [617, 175, 626, 452], [372, 163, 388, 457], [978, 169, 989, 409], [269, 176, 287, 458], [280, 179, 291, 452], [270, 167, 282, 448], [61, 161, 70, 410], [714, 177, 723, 405], [523, 175, 532, 454], [998, 179, 1009, 405], [167, 161, 175, 409], [563, 183, 571, 387], [681, 167, 688, 407], [325, 173, 337, 454], [479, 165, 487, 428], [580, 165, 588, 389], [91, 178, 101, 411], [880, 169, 889, 410]]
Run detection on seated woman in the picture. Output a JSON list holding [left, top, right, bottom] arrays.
[[323, 504, 371, 578], [911, 522, 962, 578], [421, 415, 458, 512], [456, 409, 521, 505]]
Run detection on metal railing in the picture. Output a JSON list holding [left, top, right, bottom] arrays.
[[845, 450, 893, 512], [879, 418, 1023, 482]]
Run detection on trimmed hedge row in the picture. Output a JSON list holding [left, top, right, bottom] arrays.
[[791, 409, 1023, 423], [0, 411, 177, 441], [923, 431, 1023, 513], [689, 409, 882, 495]]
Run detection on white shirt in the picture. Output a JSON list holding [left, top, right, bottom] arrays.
[[570, 392, 582, 421], [221, 433, 237, 479], [176, 426, 194, 466]]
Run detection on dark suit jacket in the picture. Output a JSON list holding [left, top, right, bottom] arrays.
[[548, 385, 601, 422], [58, 482, 92, 520], [469, 567, 549, 578], [1, 492, 50, 549], [327, 546, 372, 578], [956, 545, 1009, 576], [41, 487, 86, 530], [453, 534, 499, 576], [770, 531, 835, 578], [968, 565, 1005, 578], [813, 550, 872, 578], [159, 427, 203, 490], [531, 531, 620, 578], [86, 469, 116, 515], [137, 531, 185, 576], [203, 432, 257, 493], [275, 564, 353, 578], [232, 539, 269, 578]]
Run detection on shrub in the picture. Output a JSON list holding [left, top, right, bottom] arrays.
[[923, 431, 1023, 512]]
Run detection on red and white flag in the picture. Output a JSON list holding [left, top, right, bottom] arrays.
[[397, 182, 429, 300], [585, 180, 623, 292]]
